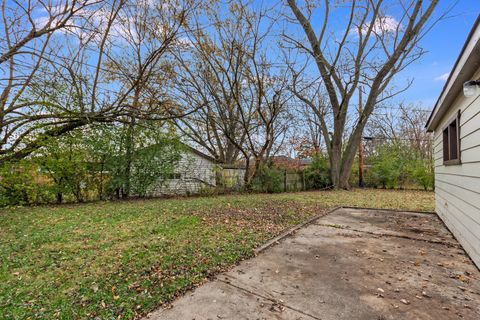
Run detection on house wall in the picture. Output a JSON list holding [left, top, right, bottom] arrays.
[[433, 68, 480, 267], [151, 151, 217, 196]]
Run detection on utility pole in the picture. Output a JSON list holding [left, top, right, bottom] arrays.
[[358, 87, 365, 188]]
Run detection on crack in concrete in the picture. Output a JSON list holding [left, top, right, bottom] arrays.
[[218, 278, 322, 320], [254, 208, 339, 255], [314, 223, 461, 248]]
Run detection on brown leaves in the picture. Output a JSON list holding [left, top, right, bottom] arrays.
[[196, 199, 324, 238], [111, 286, 120, 300]]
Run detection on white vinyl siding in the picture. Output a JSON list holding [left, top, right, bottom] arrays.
[[151, 151, 218, 196], [433, 69, 480, 267]]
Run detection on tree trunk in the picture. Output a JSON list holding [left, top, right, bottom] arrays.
[[328, 142, 357, 190], [339, 165, 353, 189], [329, 140, 342, 189], [287, 0, 440, 191], [243, 158, 252, 191], [99, 159, 104, 200], [243, 156, 264, 191], [338, 114, 370, 189], [123, 118, 135, 198]]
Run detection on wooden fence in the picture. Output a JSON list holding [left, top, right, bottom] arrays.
[[284, 170, 307, 192]]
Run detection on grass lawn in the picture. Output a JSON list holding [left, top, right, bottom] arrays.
[[0, 189, 434, 319]]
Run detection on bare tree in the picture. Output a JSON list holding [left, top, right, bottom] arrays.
[[0, 0, 195, 165], [97, 0, 193, 197], [172, 0, 292, 187], [288, 77, 328, 157], [285, 0, 441, 188], [367, 104, 433, 159], [170, 13, 248, 164], [0, 0, 97, 64], [0, 0, 103, 162]]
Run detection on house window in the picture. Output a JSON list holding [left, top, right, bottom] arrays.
[[442, 111, 461, 165]]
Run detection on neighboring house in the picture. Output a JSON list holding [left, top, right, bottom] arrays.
[[152, 145, 245, 196], [426, 16, 480, 268], [270, 156, 312, 170]]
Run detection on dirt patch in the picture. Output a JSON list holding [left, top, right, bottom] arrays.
[[318, 208, 457, 244]]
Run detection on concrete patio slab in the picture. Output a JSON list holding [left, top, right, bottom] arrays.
[[146, 208, 480, 320], [317, 207, 457, 245], [155, 280, 317, 320]]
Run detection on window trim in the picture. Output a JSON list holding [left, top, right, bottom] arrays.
[[442, 110, 461, 166]]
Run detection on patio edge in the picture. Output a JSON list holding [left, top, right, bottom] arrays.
[[253, 206, 342, 255]]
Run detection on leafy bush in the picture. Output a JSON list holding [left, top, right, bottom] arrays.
[[0, 161, 50, 206], [304, 154, 331, 190], [365, 143, 433, 190], [0, 123, 185, 207], [366, 145, 402, 189], [129, 141, 183, 197], [34, 134, 90, 203], [411, 158, 434, 190], [252, 165, 284, 193], [101, 123, 184, 198]]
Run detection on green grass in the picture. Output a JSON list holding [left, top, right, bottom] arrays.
[[0, 189, 434, 319]]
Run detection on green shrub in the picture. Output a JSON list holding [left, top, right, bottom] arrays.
[[34, 134, 90, 203], [252, 165, 284, 193], [411, 158, 434, 190], [304, 154, 331, 190], [102, 125, 183, 198], [129, 141, 183, 197], [365, 143, 433, 190], [366, 145, 402, 189], [0, 161, 48, 206]]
